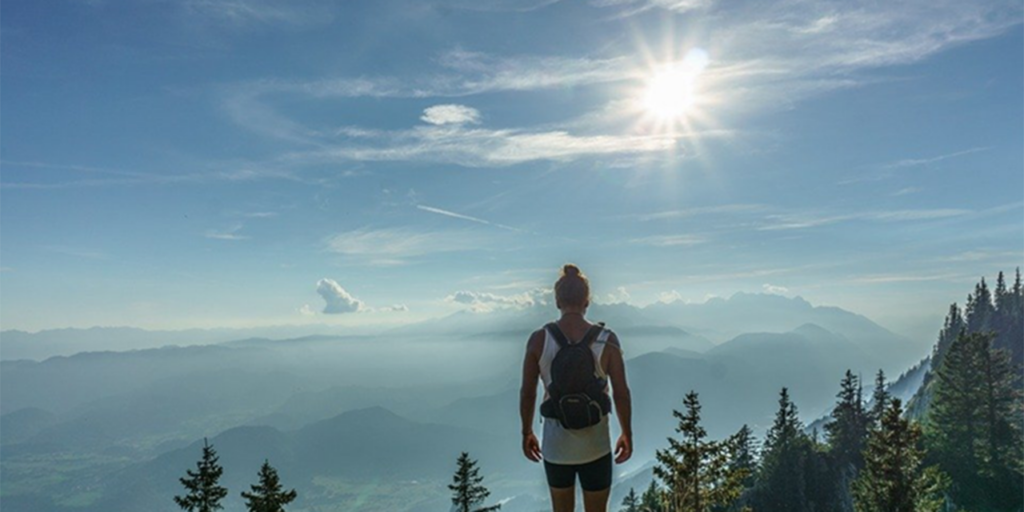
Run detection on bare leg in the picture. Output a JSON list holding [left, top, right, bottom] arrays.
[[550, 486, 575, 512], [582, 488, 610, 512]]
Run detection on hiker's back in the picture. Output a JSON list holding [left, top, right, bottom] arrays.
[[538, 320, 615, 464]]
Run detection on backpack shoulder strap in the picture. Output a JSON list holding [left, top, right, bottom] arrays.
[[582, 322, 606, 347], [545, 322, 569, 348]]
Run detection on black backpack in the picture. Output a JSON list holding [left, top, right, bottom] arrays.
[[539, 322, 612, 430]]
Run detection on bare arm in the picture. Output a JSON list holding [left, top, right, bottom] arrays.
[[519, 330, 544, 462], [604, 332, 633, 463]]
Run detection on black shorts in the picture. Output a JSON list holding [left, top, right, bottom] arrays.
[[543, 452, 612, 491]]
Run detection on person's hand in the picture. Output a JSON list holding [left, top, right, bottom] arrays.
[[614, 434, 632, 464], [522, 431, 542, 462]]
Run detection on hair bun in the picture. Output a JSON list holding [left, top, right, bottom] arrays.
[[562, 264, 581, 277]]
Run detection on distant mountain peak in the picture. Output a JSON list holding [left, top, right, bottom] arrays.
[[324, 405, 406, 425], [726, 292, 812, 308], [792, 323, 834, 336]]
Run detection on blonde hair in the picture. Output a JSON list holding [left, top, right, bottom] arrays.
[[555, 263, 590, 309]]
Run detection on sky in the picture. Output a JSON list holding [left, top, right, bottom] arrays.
[[1, 0, 1022, 339]]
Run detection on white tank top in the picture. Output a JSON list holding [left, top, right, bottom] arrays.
[[539, 324, 615, 465]]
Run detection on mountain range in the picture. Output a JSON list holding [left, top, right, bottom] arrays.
[[0, 293, 933, 512]]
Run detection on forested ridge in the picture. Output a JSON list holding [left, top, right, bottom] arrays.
[[619, 270, 1023, 512]]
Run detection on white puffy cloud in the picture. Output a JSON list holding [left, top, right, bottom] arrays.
[[380, 304, 409, 312], [299, 304, 316, 316], [659, 290, 683, 303], [316, 278, 365, 314], [446, 288, 550, 311], [602, 286, 632, 304], [421, 104, 481, 125], [762, 283, 789, 295]]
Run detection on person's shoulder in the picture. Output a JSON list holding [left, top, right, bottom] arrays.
[[526, 328, 546, 353], [600, 326, 622, 349]]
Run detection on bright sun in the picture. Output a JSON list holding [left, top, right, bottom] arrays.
[[640, 49, 709, 122], [644, 68, 697, 119]]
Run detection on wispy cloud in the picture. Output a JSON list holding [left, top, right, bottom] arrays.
[[636, 204, 766, 221], [601, 0, 1020, 69], [324, 227, 490, 265], [838, 146, 993, 184], [932, 249, 1024, 263], [41, 246, 108, 260], [880, 146, 993, 169], [182, 0, 335, 28], [592, 0, 713, 17], [891, 187, 920, 197], [867, 209, 972, 222], [416, 205, 522, 232], [205, 224, 249, 241], [441, 0, 563, 12], [287, 123, 681, 168], [629, 234, 705, 246], [758, 208, 972, 230], [217, 0, 1020, 172], [597, 0, 1021, 111], [846, 273, 964, 284], [239, 49, 632, 100], [0, 160, 305, 189]]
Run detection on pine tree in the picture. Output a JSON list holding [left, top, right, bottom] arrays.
[[640, 479, 665, 512], [174, 438, 229, 512], [852, 399, 949, 512], [926, 331, 1023, 510], [926, 329, 982, 497], [1013, 268, 1022, 312], [449, 452, 500, 512], [868, 369, 889, 429], [240, 460, 297, 512], [1011, 268, 1024, 364], [965, 279, 995, 334], [995, 271, 1009, 314], [973, 331, 1023, 510], [727, 424, 757, 488], [933, 303, 964, 370], [654, 391, 746, 512], [752, 388, 814, 512], [621, 487, 641, 512], [992, 271, 1012, 361], [826, 370, 869, 472]]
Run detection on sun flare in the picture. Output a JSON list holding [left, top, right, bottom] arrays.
[[641, 49, 709, 121], [644, 68, 696, 119]]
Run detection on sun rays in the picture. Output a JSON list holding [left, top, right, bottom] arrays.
[[632, 47, 716, 138]]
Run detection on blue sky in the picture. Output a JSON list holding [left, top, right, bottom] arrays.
[[2, 0, 1022, 338]]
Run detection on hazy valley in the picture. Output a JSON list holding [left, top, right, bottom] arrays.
[[0, 293, 941, 512]]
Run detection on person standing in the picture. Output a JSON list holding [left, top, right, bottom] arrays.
[[520, 264, 633, 512]]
